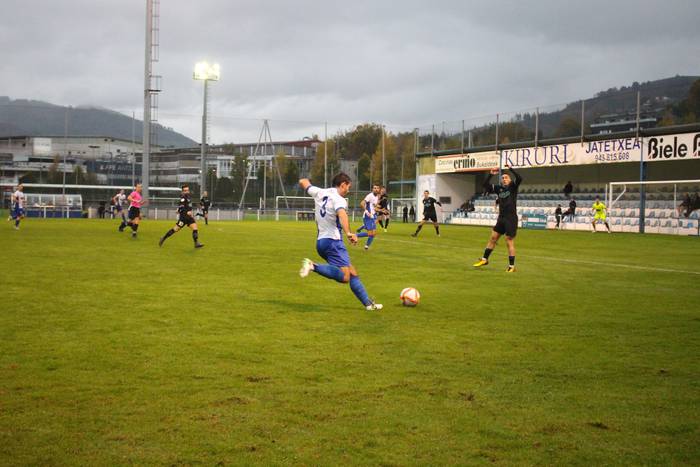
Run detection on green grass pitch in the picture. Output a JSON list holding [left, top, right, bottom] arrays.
[[1, 218, 699, 465]]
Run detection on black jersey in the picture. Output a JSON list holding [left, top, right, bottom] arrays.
[[422, 196, 441, 214], [200, 196, 211, 210], [178, 193, 193, 216], [378, 195, 389, 212], [484, 168, 522, 218]]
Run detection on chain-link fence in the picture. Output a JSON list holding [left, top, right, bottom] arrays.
[[415, 81, 700, 154]]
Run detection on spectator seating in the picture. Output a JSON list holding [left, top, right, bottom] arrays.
[[447, 184, 700, 235]]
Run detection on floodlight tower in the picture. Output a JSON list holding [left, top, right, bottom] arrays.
[[193, 62, 220, 194], [143, 0, 161, 203]]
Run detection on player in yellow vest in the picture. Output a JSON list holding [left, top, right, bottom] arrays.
[[591, 196, 611, 233]]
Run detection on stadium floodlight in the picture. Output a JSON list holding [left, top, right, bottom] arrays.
[[193, 62, 220, 81], [193, 61, 220, 194]]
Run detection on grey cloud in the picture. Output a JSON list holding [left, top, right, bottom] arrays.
[[1, 0, 698, 142]]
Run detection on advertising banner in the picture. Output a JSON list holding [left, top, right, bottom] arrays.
[[644, 132, 700, 162], [435, 151, 499, 173], [500, 138, 642, 169], [432, 132, 699, 173], [521, 214, 548, 229]]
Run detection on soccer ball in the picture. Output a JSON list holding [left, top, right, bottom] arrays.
[[400, 287, 420, 307]]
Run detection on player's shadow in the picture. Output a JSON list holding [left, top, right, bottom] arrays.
[[251, 297, 328, 313]]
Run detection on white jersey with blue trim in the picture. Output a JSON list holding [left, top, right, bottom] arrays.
[[13, 190, 25, 208], [115, 193, 126, 207], [363, 192, 378, 218], [307, 185, 348, 241]]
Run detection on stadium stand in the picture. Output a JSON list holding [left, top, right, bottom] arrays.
[[448, 183, 700, 235]]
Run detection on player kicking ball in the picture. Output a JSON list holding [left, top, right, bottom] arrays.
[[159, 184, 204, 248], [473, 165, 522, 272], [298, 173, 383, 311], [357, 184, 380, 250], [591, 196, 611, 233]]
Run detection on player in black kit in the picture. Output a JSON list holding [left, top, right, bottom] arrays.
[[377, 187, 390, 232], [196, 191, 211, 225], [158, 184, 204, 248], [411, 190, 442, 237], [474, 165, 522, 272]]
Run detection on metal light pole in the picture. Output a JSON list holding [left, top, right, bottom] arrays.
[[131, 110, 136, 186], [381, 124, 386, 187], [200, 79, 208, 193], [62, 107, 69, 195], [193, 61, 220, 195]]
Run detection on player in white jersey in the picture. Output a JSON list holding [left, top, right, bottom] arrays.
[[356, 184, 380, 250], [112, 189, 127, 227], [298, 173, 383, 311], [10, 184, 26, 230]]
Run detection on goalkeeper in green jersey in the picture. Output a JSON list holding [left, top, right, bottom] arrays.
[[591, 196, 611, 233]]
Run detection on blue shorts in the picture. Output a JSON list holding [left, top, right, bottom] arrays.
[[116, 205, 123, 212], [316, 238, 351, 268], [363, 215, 377, 231], [12, 207, 25, 219]]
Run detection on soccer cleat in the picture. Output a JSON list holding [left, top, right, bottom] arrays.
[[194, 242, 204, 248], [131, 231, 137, 238], [299, 258, 314, 278], [473, 258, 489, 267], [411, 233, 417, 237], [366, 303, 383, 311], [383, 228, 387, 233], [158, 237, 165, 247], [506, 266, 516, 273], [118, 225, 125, 232]]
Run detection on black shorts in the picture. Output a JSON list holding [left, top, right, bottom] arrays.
[[176, 214, 196, 228], [128, 207, 141, 220], [423, 211, 438, 222], [493, 215, 518, 238], [201, 208, 209, 215]]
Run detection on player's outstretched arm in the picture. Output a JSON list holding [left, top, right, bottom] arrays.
[[299, 178, 311, 191], [506, 164, 522, 186], [484, 169, 497, 192]]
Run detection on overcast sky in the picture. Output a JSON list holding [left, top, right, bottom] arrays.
[[2, 0, 699, 142]]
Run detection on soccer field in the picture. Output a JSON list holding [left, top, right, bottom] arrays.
[[1, 219, 699, 465]]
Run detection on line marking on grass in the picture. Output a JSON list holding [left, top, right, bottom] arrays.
[[383, 237, 700, 276]]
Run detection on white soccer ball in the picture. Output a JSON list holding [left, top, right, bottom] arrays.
[[400, 287, 420, 307]]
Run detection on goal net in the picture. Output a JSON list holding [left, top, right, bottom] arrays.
[[607, 179, 700, 235], [390, 197, 417, 219]]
